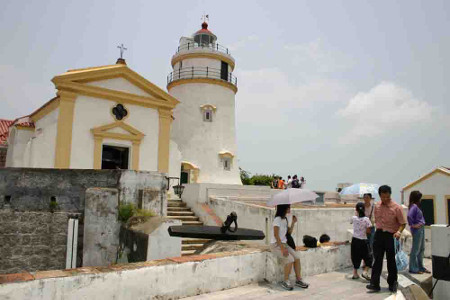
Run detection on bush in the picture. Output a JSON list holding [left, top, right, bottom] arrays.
[[240, 168, 252, 185], [119, 203, 156, 223], [250, 174, 273, 186]]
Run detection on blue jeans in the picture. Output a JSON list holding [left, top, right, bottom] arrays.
[[409, 226, 425, 272]]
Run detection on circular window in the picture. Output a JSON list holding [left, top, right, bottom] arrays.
[[112, 104, 128, 120]]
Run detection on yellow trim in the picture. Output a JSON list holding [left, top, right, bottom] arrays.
[[54, 91, 77, 168], [402, 168, 450, 191], [422, 195, 436, 228], [15, 125, 34, 131], [167, 78, 238, 94], [445, 195, 450, 225], [157, 109, 172, 173], [91, 121, 144, 170], [55, 81, 178, 110], [200, 104, 217, 112], [181, 161, 199, 183], [219, 151, 234, 158], [52, 64, 179, 108], [171, 52, 235, 71], [30, 97, 60, 122]]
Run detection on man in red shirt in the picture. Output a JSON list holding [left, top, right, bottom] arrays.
[[367, 185, 406, 293]]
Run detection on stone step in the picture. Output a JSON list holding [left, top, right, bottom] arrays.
[[181, 250, 197, 256], [167, 211, 195, 216], [166, 216, 199, 221], [182, 244, 205, 251], [168, 201, 187, 207], [167, 207, 191, 211], [182, 239, 211, 244], [181, 221, 204, 226]]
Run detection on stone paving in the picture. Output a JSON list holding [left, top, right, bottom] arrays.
[[184, 268, 394, 299]]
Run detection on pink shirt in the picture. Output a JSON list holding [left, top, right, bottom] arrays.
[[374, 200, 406, 233]]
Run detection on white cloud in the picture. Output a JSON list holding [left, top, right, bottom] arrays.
[[227, 35, 259, 52], [284, 39, 351, 75], [337, 82, 433, 143]]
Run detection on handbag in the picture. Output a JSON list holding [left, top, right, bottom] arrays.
[[285, 218, 296, 250], [395, 239, 408, 272]]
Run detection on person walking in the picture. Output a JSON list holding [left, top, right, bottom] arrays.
[[300, 177, 306, 189], [351, 202, 373, 280], [271, 204, 309, 290], [407, 191, 430, 274], [366, 185, 406, 293], [291, 175, 301, 189], [363, 193, 376, 253], [277, 177, 286, 189], [272, 177, 279, 189], [286, 175, 292, 189]]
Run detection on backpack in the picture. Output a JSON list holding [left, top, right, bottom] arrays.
[[291, 179, 300, 188]]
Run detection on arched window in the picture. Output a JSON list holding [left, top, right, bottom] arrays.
[[200, 104, 216, 122]]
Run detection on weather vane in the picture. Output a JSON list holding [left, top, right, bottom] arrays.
[[202, 13, 209, 23], [117, 43, 127, 59]]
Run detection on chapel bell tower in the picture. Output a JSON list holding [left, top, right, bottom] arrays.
[[167, 20, 241, 185]]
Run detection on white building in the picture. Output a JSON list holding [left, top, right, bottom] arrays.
[[402, 166, 450, 226], [6, 61, 179, 173], [4, 22, 243, 186], [167, 22, 242, 185]]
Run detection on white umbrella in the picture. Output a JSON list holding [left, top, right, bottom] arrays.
[[267, 188, 319, 207]]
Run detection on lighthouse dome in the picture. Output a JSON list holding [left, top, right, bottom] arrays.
[[193, 22, 217, 45]]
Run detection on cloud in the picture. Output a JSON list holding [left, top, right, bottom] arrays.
[[284, 39, 351, 75], [227, 35, 259, 52], [337, 82, 433, 143]]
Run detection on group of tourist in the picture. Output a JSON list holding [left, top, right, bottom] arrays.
[[271, 184, 430, 293], [272, 175, 305, 189]]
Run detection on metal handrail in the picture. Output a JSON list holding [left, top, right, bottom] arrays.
[[167, 66, 238, 87], [176, 42, 230, 55]]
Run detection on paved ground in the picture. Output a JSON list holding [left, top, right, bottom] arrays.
[[184, 268, 394, 299]]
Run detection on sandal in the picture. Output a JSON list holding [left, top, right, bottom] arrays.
[[352, 275, 360, 279], [421, 269, 431, 274], [409, 270, 423, 274]]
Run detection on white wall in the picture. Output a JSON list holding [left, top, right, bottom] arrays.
[[0, 245, 352, 299], [208, 197, 355, 246], [70, 95, 159, 171], [86, 77, 150, 97], [170, 83, 241, 184], [147, 219, 182, 260], [5, 127, 34, 167], [29, 109, 59, 168], [403, 172, 450, 225]]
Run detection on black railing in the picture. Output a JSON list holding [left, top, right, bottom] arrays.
[[167, 67, 238, 87], [176, 42, 230, 55]]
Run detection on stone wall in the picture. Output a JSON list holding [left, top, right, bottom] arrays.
[[0, 210, 74, 274], [0, 147, 7, 168], [0, 168, 166, 213]]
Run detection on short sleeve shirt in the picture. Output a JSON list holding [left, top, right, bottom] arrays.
[[351, 216, 372, 240], [271, 216, 288, 244], [374, 201, 406, 233]]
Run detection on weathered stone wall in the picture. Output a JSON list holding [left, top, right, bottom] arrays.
[[0, 147, 7, 168], [0, 210, 73, 274], [0, 168, 167, 213]]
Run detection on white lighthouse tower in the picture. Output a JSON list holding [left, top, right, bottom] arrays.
[[167, 21, 241, 185]]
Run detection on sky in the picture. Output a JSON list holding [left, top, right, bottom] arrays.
[[1, 0, 449, 200]]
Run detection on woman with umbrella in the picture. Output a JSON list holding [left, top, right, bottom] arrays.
[[268, 189, 318, 290], [271, 204, 309, 290]]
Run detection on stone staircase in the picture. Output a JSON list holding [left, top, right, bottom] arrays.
[[167, 198, 211, 256]]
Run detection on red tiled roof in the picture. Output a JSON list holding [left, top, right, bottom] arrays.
[[0, 119, 14, 145]]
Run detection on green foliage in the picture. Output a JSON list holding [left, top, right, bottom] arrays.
[[119, 203, 156, 223], [250, 174, 274, 186], [239, 167, 252, 185], [49, 200, 58, 213], [240, 168, 276, 186], [119, 203, 136, 223]]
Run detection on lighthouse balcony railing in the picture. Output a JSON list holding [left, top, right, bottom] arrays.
[[176, 42, 230, 55], [167, 67, 237, 87]]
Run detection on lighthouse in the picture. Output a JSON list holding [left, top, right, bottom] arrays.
[[167, 21, 241, 185]]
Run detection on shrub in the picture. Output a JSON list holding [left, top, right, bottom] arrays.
[[118, 203, 135, 223], [250, 174, 273, 186]]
